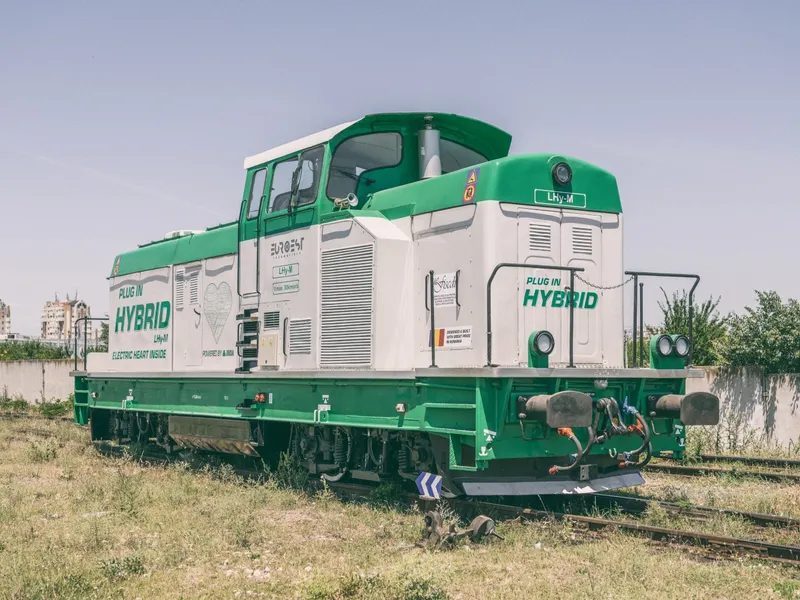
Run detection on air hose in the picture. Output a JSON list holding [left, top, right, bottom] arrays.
[[548, 428, 585, 475]]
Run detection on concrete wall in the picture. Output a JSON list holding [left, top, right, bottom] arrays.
[[0, 360, 74, 403], [687, 367, 800, 448]]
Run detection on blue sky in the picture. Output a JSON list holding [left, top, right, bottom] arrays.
[[0, 0, 798, 335]]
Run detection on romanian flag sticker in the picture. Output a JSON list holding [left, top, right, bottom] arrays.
[[428, 326, 472, 348], [429, 328, 446, 347]]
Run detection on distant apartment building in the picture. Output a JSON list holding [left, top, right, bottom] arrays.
[[41, 294, 91, 340], [0, 299, 10, 336]]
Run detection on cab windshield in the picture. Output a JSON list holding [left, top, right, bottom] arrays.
[[326, 132, 402, 200]]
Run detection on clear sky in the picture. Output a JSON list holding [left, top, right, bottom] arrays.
[[1, 1, 798, 335]]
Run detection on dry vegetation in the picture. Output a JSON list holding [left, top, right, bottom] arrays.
[[1, 418, 800, 599]]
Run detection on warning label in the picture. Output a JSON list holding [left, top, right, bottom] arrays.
[[463, 168, 479, 203], [429, 326, 472, 349]]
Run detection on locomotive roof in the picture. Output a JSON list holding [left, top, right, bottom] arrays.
[[243, 112, 512, 169]]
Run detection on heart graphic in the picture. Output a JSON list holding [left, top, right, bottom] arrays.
[[203, 282, 233, 343]]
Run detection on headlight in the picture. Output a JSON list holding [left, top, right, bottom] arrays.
[[656, 334, 674, 357], [532, 330, 555, 355], [552, 162, 572, 186], [674, 335, 691, 357]]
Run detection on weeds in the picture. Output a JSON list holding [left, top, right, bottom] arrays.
[[305, 573, 449, 600], [368, 482, 407, 510], [38, 398, 73, 418], [28, 439, 58, 463], [100, 556, 145, 580], [114, 468, 142, 516], [0, 387, 29, 413], [271, 451, 309, 491]]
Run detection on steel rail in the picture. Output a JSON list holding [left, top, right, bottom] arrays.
[[585, 493, 800, 529], [452, 498, 800, 565], [696, 454, 800, 469], [644, 462, 800, 483]]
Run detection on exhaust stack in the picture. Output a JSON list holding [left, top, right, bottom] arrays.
[[418, 115, 442, 179]]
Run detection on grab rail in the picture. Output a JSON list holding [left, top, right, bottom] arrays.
[[73, 316, 109, 371], [486, 263, 584, 367], [625, 271, 700, 367]]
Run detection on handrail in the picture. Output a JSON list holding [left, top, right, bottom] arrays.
[[624, 271, 700, 367], [428, 270, 437, 368], [486, 263, 584, 367], [73, 316, 109, 371]]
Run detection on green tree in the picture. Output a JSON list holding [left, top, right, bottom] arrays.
[[721, 290, 800, 374], [0, 341, 72, 361], [651, 288, 728, 366], [100, 322, 109, 350]]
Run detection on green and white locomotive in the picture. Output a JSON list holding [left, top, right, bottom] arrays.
[[73, 112, 719, 496]]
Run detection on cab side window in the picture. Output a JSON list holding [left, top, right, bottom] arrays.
[[267, 146, 325, 213], [247, 168, 268, 218], [295, 146, 324, 208], [267, 158, 298, 213]]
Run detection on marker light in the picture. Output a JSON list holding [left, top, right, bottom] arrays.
[[674, 335, 691, 357], [552, 162, 572, 186], [656, 334, 674, 357], [533, 330, 555, 355]]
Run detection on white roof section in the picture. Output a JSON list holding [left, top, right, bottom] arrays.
[[243, 119, 359, 169]]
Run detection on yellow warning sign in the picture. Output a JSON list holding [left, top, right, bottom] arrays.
[[463, 184, 476, 203], [467, 171, 477, 185]]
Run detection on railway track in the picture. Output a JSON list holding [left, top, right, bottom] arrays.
[[696, 454, 800, 469], [644, 462, 800, 483], [574, 493, 800, 529], [91, 441, 800, 567]]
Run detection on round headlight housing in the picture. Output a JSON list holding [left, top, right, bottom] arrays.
[[552, 162, 572, 186], [674, 335, 691, 357], [532, 330, 555, 355], [656, 334, 674, 357]]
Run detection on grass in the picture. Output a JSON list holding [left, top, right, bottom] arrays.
[[1, 419, 800, 599], [0, 386, 74, 418]]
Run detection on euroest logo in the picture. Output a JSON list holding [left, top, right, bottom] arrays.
[[270, 237, 304, 258], [522, 276, 598, 309]]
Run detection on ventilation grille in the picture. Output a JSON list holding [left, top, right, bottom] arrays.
[[529, 223, 552, 252], [289, 319, 312, 355], [175, 270, 185, 310], [572, 227, 593, 255], [187, 269, 200, 305], [263, 311, 280, 330], [320, 244, 374, 367]]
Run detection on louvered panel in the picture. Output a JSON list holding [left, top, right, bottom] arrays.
[[263, 311, 280, 330], [289, 319, 312, 355], [572, 226, 593, 255], [529, 223, 552, 252], [320, 244, 374, 367], [188, 269, 199, 305], [175, 270, 185, 310]]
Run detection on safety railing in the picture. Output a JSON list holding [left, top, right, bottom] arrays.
[[625, 271, 700, 367], [73, 316, 109, 371], [486, 263, 585, 368]]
